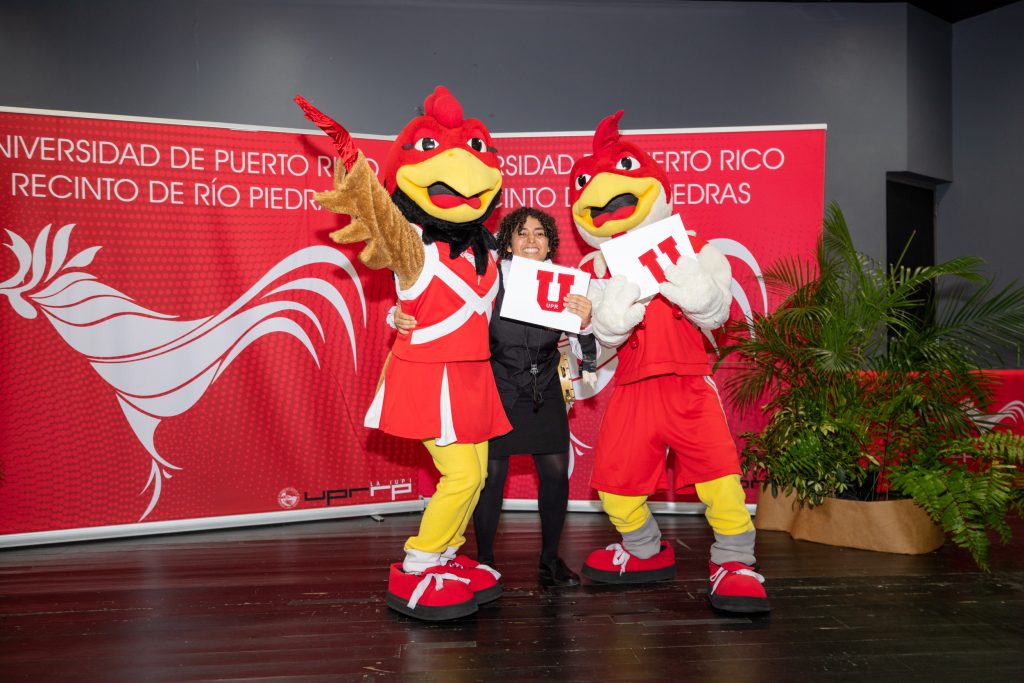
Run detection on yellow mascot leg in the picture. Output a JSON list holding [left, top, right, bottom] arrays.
[[599, 491, 664, 559], [390, 441, 497, 619], [694, 474, 754, 535], [453, 441, 489, 544], [695, 474, 756, 566], [598, 491, 650, 533], [695, 474, 768, 612], [404, 440, 487, 567], [581, 491, 673, 580]]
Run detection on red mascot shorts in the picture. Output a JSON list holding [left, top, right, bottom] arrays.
[[591, 374, 741, 495]]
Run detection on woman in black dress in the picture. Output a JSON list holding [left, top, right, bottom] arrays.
[[396, 207, 596, 586]]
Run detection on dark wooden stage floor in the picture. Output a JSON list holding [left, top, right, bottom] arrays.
[[2, 511, 1023, 682]]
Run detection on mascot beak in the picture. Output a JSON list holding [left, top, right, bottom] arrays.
[[396, 148, 502, 224], [572, 171, 665, 238]]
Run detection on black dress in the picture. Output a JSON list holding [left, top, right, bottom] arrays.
[[487, 265, 596, 459]]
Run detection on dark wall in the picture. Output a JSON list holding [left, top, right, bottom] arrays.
[[939, 2, 1024, 296], [906, 7, 952, 181], [1, 0, 1019, 294]]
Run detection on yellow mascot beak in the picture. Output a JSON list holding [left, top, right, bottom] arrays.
[[396, 148, 502, 224], [572, 172, 664, 238]]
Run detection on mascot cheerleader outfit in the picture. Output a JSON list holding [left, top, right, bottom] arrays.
[[298, 87, 510, 621], [572, 112, 769, 613]]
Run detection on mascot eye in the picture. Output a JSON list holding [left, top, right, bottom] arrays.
[[413, 137, 438, 152], [575, 173, 592, 190], [467, 137, 487, 152], [616, 156, 640, 171]]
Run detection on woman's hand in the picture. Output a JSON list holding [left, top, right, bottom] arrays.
[[564, 293, 593, 328], [394, 304, 417, 335]]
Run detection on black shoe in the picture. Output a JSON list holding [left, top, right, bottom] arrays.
[[539, 557, 580, 587]]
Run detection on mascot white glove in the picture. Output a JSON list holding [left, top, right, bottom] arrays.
[[659, 244, 733, 330], [590, 275, 645, 348]]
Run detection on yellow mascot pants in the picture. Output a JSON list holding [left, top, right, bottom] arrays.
[[404, 440, 489, 554], [600, 474, 754, 536]]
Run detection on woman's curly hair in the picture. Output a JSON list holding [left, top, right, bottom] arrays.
[[495, 206, 560, 261]]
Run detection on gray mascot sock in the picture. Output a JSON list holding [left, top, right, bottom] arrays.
[[710, 529, 756, 567], [622, 514, 663, 559]]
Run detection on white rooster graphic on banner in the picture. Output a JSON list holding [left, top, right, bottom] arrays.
[[0, 224, 366, 520]]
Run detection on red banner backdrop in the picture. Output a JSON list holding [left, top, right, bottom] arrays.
[[0, 107, 829, 545]]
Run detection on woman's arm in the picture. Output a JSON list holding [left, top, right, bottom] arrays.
[[392, 304, 417, 335]]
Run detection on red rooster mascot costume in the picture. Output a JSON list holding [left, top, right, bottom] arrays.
[[297, 86, 509, 621], [572, 111, 769, 613]]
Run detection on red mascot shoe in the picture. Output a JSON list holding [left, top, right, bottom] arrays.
[[580, 541, 676, 583], [436, 555, 503, 604], [708, 561, 770, 613], [385, 563, 478, 621]]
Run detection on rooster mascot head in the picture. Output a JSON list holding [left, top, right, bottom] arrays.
[[298, 86, 502, 276], [384, 86, 502, 229], [569, 110, 672, 248]]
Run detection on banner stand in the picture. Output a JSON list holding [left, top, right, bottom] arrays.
[[0, 498, 767, 550], [0, 106, 827, 544], [0, 500, 424, 549]]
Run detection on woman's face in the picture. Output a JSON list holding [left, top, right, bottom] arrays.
[[508, 216, 550, 261]]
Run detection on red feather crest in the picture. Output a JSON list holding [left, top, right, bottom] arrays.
[[593, 110, 625, 154], [423, 85, 464, 129], [293, 94, 360, 172]]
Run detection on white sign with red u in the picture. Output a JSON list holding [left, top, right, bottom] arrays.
[[499, 256, 591, 333], [599, 214, 698, 299]]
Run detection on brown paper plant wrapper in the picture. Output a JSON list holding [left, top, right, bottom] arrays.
[[754, 484, 945, 555]]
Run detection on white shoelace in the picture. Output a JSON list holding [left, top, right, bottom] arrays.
[[472, 562, 501, 580], [441, 557, 502, 581], [709, 565, 765, 594], [607, 543, 631, 575], [407, 572, 469, 609]]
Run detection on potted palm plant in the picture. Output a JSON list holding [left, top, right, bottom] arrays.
[[718, 203, 1024, 569]]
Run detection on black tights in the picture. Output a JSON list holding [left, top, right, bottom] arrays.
[[473, 451, 570, 565]]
